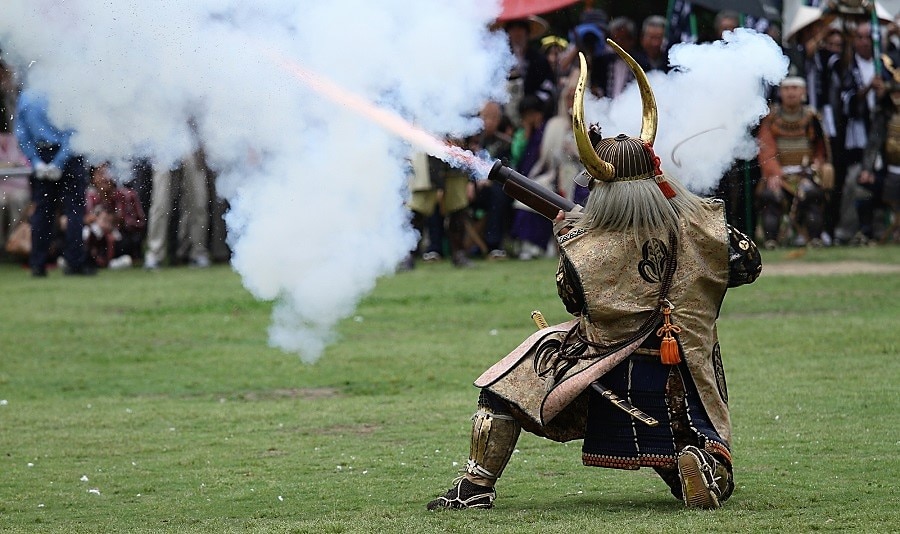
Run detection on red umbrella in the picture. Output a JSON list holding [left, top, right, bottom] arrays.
[[495, 0, 581, 21]]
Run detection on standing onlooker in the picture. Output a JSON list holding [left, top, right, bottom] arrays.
[[0, 57, 30, 251], [813, 28, 847, 245], [639, 15, 669, 72], [529, 71, 582, 205], [406, 149, 474, 268], [509, 94, 551, 260], [839, 21, 888, 244], [713, 10, 759, 238], [566, 8, 609, 94], [713, 10, 741, 40], [467, 101, 513, 259], [15, 88, 91, 276], [499, 16, 554, 127], [593, 17, 643, 98], [856, 68, 900, 243], [540, 35, 571, 84], [143, 145, 211, 269]]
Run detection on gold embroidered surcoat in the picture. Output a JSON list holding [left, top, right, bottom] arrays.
[[475, 201, 734, 444], [561, 201, 731, 442]]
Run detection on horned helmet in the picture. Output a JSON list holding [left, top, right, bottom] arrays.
[[572, 40, 676, 199]]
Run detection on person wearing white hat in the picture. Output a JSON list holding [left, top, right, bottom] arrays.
[[757, 76, 833, 248]]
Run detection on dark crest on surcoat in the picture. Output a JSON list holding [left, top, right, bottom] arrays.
[[637, 238, 669, 284]]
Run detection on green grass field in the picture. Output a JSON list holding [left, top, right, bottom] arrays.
[[1, 246, 898, 533]]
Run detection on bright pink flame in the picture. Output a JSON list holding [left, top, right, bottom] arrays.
[[265, 48, 492, 178]]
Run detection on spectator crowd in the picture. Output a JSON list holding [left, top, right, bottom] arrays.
[[1, 2, 899, 277]]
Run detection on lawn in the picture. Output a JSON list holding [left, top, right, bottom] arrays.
[[0, 245, 898, 533]]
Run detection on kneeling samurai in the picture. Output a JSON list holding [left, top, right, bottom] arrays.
[[427, 42, 762, 511]]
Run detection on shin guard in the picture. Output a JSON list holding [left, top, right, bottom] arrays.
[[466, 407, 521, 486]]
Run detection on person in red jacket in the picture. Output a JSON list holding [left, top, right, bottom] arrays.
[[84, 162, 146, 268]]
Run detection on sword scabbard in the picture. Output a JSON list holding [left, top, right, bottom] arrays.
[[591, 382, 659, 427], [529, 309, 658, 427]]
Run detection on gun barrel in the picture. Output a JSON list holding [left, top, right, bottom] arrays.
[[488, 160, 576, 220]]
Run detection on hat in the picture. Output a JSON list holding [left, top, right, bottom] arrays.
[[493, 15, 549, 40], [580, 8, 609, 31], [573, 42, 678, 198], [572, 23, 606, 56], [541, 35, 570, 52], [781, 76, 807, 88]]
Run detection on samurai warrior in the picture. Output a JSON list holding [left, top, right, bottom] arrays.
[[757, 76, 833, 248], [427, 42, 762, 511]]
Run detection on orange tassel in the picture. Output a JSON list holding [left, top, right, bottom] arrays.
[[644, 141, 676, 200], [656, 305, 682, 364], [660, 336, 681, 364], [656, 178, 677, 199]]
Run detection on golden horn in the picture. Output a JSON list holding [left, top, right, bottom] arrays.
[[605, 39, 658, 144], [573, 52, 615, 182]]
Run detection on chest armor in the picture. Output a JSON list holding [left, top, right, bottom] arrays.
[[885, 112, 900, 165], [771, 106, 816, 168]]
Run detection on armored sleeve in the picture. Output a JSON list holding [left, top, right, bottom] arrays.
[[726, 225, 762, 287], [556, 252, 586, 316]]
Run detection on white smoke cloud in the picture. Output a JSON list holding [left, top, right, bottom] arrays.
[[585, 29, 788, 193], [2, 6, 785, 362], [1, 0, 510, 362]]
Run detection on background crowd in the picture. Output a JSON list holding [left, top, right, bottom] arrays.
[[1, 0, 899, 277]]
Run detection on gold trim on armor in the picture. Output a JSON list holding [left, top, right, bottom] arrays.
[[557, 227, 586, 244], [609, 172, 657, 182], [582, 452, 675, 470]]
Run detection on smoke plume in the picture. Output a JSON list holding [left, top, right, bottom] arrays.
[[1, 0, 510, 362], [585, 29, 788, 192], [1, 5, 785, 362]]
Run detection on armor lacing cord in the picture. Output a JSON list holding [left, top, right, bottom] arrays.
[[426, 475, 496, 510], [560, 230, 679, 361], [466, 460, 499, 481]]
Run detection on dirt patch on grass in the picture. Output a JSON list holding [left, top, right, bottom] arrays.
[[314, 423, 380, 436], [235, 387, 341, 401], [763, 261, 900, 276]]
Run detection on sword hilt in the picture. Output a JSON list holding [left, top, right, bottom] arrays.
[[531, 310, 550, 330]]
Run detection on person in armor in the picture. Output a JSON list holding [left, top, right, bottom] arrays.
[[757, 76, 833, 248], [426, 42, 762, 512]]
